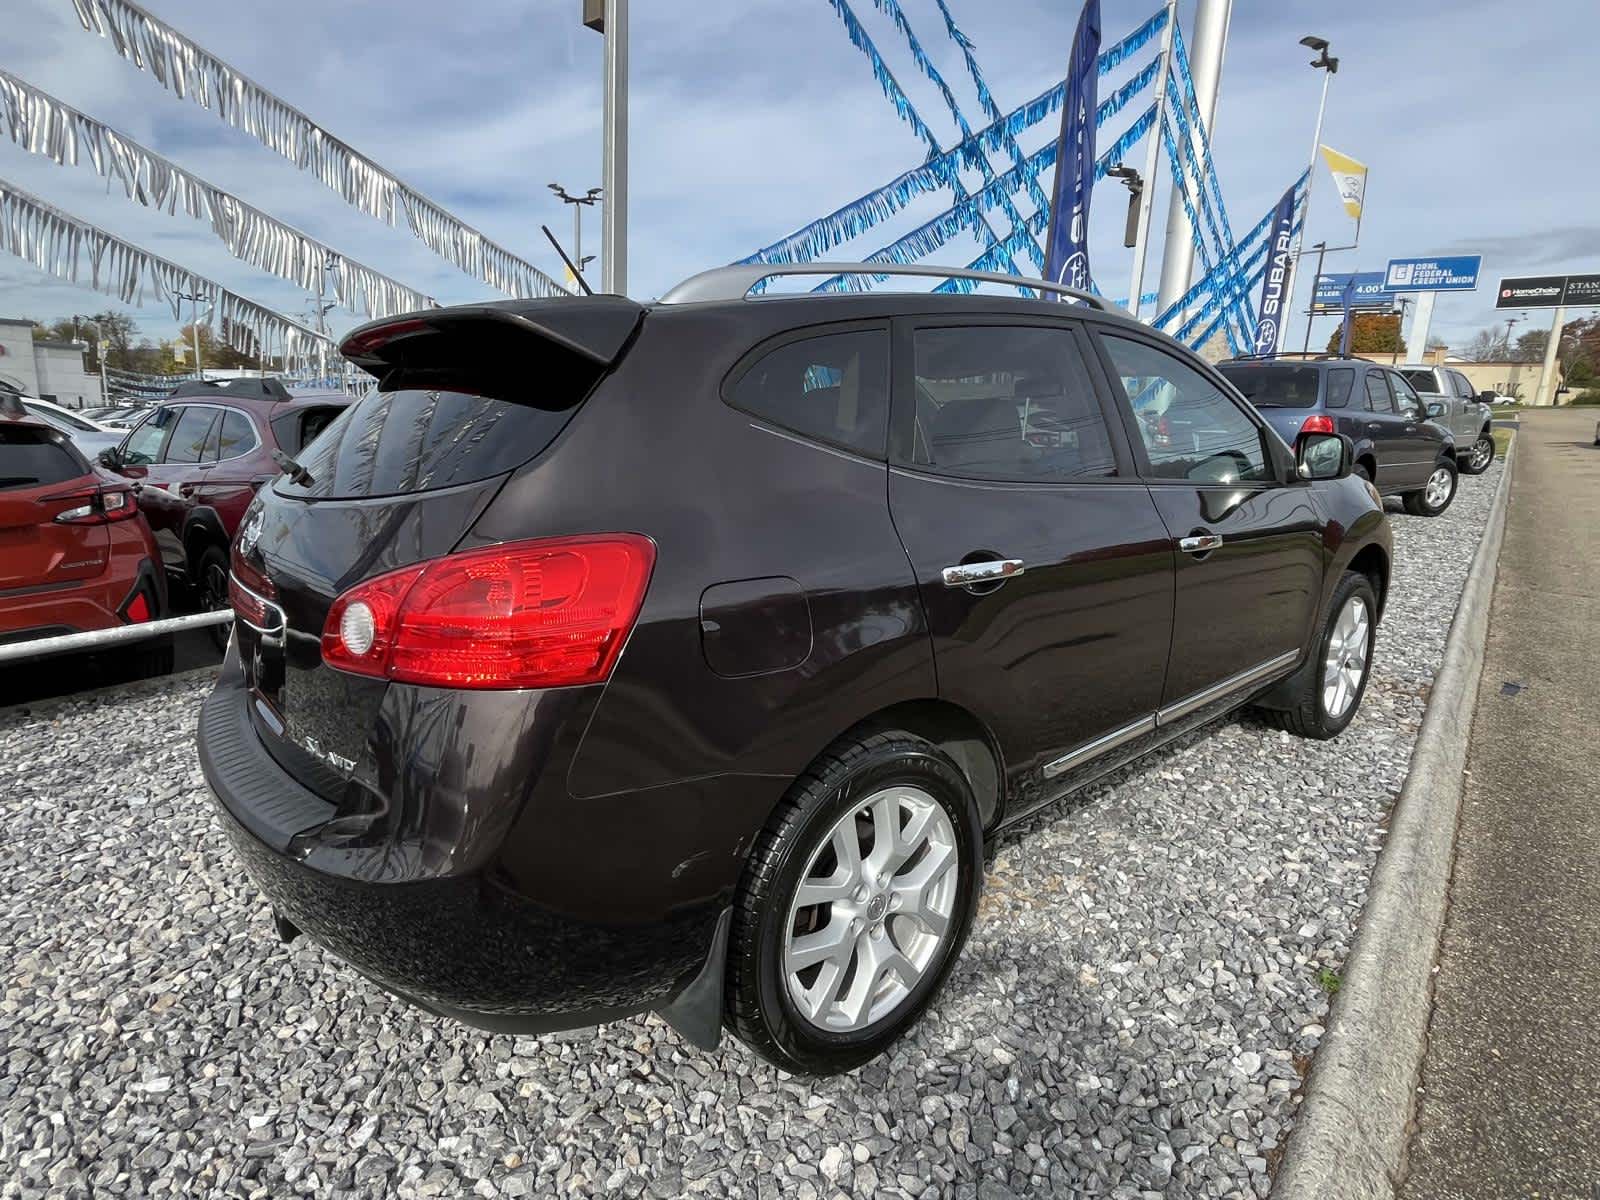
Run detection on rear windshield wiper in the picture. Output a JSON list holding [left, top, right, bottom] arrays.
[[271, 449, 315, 487]]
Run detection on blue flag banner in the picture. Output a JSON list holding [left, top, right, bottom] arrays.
[[1251, 183, 1298, 355], [1043, 0, 1101, 294]]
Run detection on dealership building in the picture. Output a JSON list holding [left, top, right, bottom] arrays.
[[0, 317, 103, 408]]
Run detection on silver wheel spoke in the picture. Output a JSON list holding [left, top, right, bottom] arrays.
[[1322, 596, 1371, 719], [797, 955, 850, 1020], [787, 920, 854, 973]]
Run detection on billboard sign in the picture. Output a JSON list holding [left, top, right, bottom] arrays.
[[1313, 271, 1399, 312], [1384, 255, 1482, 292], [1495, 275, 1567, 308], [1566, 273, 1600, 307]]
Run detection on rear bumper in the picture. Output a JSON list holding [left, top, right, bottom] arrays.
[[196, 655, 734, 1035], [0, 553, 163, 643]]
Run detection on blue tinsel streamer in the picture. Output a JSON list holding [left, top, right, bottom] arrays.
[[1186, 215, 1305, 351], [1158, 112, 1246, 353], [1167, 180, 1307, 347], [1172, 23, 1242, 276], [741, 5, 1167, 268]]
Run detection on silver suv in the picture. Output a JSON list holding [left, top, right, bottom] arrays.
[[1397, 365, 1495, 474]]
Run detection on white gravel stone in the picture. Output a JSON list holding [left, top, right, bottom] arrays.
[[0, 466, 1499, 1198]]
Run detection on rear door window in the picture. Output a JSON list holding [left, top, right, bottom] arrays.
[[1399, 369, 1438, 394], [1325, 367, 1355, 408], [726, 328, 889, 459], [282, 389, 580, 499], [216, 410, 258, 460], [908, 324, 1116, 480], [1451, 371, 1476, 399], [1364, 372, 1395, 414], [0, 426, 86, 489], [164, 406, 217, 465]]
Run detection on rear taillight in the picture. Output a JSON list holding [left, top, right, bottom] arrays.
[[320, 534, 656, 690], [51, 488, 139, 524], [1298, 414, 1336, 438], [228, 543, 280, 629]]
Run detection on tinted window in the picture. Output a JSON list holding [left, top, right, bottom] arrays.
[[216, 410, 257, 460], [910, 325, 1116, 481], [283, 389, 578, 499], [1101, 336, 1271, 483], [1399, 369, 1439, 393], [164, 406, 217, 464], [1389, 372, 1424, 417], [1325, 367, 1355, 408], [1215, 363, 1320, 409], [1364, 372, 1394, 414], [728, 329, 889, 459], [270, 405, 345, 455], [122, 407, 178, 465], [0, 426, 86, 489]]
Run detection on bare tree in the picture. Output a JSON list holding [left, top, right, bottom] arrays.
[[1459, 328, 1505, 362]]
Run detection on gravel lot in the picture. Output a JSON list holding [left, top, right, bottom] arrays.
[[1, 466, 1500, 1200]]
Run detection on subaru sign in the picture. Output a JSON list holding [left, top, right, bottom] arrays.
[[1384, 255, 1482, 292], [1313, 271, 1399, 312]]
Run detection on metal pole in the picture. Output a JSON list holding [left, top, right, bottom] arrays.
[[192, 294, 203, 378], [1300, 242, 1328, 354], [1126, 0, 1178, 322], [1154, 0, 1233, 322], [600, 0, 628, 296], [574, 203, 583, 281], [1274, 66, 1332, 353], [0, 609, 232, 665], [1535, 305, 1565, 407], [1407, 291, 1436, 362]]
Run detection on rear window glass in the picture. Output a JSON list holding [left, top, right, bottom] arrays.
[[0, 426, 86, 489], [1215, 364, 1321, 409], [1399, 369, 1440, 393], [726, 329, 889, 458], [1325, 367, 1355, 408], [216, 410, 258, 459], [270, 405, 346, 456], [280, 389, 575, 499]]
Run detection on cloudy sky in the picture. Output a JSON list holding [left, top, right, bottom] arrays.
[[2, 0, 1595, 359]]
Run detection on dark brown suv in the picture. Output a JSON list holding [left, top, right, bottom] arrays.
[[199, 264, 1392, 1074]]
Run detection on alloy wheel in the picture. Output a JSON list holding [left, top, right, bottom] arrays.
[[1469, 438, 1492, 471], [782, 786, 958, 1032], [1424, 467, 1453, 509], [204, 559, 229, 610], [1321, 595, 1371, 720]]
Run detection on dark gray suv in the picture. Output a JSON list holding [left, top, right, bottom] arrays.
[[1216, 358, 1459, 517]]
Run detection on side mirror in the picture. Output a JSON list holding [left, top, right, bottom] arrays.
[[1297, 431, 1351, 481], [1425, 401, 1445, 418], [96, 446, 123, 470]]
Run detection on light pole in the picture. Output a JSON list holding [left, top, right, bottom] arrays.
[[1123, 0, 1176, 322], [75, 316, 108, 407], [548, 184, 602, 291], [1275, 35, 1338, 354], [583, 0, 628, 294], [174, 291, 206, 377]]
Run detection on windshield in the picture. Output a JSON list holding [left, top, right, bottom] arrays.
[[1215, 364, 1321, 409]]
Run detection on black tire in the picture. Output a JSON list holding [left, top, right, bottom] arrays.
[[724, 731, 982, 1075], [1402, 459, 1458, 516], [194, 544, 232, 651], [1458, 432, 1495, 475], [1353, 461, 1373, 484], [1258, 571, 1378, 740]]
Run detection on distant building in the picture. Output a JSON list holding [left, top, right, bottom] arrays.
[[0, 318, 103, 408]]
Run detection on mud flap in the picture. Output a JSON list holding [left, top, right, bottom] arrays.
[[655, 908, 731, 1051]]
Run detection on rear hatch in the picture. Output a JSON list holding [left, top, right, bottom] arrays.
[[0, 424, 108, 604], [1216, 362, 1322, 446], [229, 297, 643, 803]]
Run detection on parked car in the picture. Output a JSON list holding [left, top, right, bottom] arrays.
[[97, 378, 351, 619], [92, 403, 155, 430], [0, 394, 168, 670], [198, 265, 1394, 1075], [1395, 364, 1495, 475], [10, 394, 125, 460], [1216, 357, 1459, 516]]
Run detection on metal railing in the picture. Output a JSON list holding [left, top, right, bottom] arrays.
[[0, 610, 232, 666]]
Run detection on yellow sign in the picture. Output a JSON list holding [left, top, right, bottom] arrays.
[[1320, 145, 1367, 221]]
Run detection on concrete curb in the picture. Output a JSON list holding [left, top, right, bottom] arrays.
[[1273, 446, 1517, 1199]]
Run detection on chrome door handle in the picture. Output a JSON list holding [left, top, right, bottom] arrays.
[[1178, 534, 1223, 555], [941, 558, 1025, 588]]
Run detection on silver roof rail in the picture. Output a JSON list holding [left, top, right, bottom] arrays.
[[659, 262, 1124, 313]]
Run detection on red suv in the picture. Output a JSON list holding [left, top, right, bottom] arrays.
[[99, 379, 349, 614], [0, 396, 166, 659]]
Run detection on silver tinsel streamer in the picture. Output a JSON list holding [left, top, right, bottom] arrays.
[[70, 0, 567, 301], [0, 70, 437, 321], [0, 177, 334, 359]]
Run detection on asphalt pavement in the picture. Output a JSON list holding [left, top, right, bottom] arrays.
[[1401, 407, 1600, 1199]]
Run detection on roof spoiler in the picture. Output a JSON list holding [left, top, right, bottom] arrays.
[[339, 297, 645, 380], [170, 378, 293, 402]]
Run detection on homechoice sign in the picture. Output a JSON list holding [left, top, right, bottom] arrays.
[[1495, 273, 1600, 309]]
